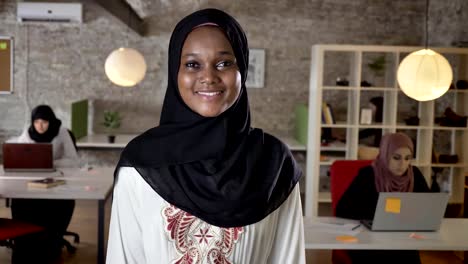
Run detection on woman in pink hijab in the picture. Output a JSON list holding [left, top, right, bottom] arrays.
[[336, 132, 429, 264]]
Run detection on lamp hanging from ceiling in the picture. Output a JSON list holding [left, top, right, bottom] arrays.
[[105, 47, 146, 87], [397, 0, 452, 101], [104, 5, 146, 87]]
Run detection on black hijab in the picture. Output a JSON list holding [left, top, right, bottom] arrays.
[[28, 105, 62, 143], [116, 8, 302, 227]]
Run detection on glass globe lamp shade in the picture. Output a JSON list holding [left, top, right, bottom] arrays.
[[397, 49, 452, 101], [105, 48, 147, 87]]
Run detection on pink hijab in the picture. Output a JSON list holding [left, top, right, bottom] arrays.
[[372, 133, 414, 192]]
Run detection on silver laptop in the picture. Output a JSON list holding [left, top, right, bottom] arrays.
[[361, 192, 449, 231]]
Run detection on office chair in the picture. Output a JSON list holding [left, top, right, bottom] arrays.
[[0, 218, 44, 249], [330, 160, 373, 264]]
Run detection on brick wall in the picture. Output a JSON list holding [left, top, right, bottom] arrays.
[[0, 0, 465, 165]]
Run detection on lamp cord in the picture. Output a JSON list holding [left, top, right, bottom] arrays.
[[425, 0, 429, 49], [125, 3, 131, 47]]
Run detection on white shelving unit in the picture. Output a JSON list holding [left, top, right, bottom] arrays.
[[305, 45, 468, 217]]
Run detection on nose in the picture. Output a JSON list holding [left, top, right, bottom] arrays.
[[199, 67, 219, 85]]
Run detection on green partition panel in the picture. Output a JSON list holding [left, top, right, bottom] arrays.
[[294, 104, 308, 145], [71, 99, 88, 140]]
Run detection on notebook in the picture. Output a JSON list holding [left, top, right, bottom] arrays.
[[2, 143, 55, 172], [361, 192, 449, 231]]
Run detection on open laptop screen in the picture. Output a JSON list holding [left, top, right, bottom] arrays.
[[2, 143, 54, 172]]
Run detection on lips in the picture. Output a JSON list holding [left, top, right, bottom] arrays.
[[196, 91, 223, 96]]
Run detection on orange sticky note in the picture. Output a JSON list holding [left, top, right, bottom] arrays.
[[409, 233, 426, 239], [336, 235, 358, 243], [385, 197, 401, 214]]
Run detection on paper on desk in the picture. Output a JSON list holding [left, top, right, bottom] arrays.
[[304, 217, 363, 236]]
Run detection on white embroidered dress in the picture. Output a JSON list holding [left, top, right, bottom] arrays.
[[106, 167, 305, 264]]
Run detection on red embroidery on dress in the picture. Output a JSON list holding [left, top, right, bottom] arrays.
[[162, 204, 244, 264]]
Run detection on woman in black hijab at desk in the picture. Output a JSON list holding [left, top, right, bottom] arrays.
[[107, 8, 305, 264], [9, 105, 78, 263]]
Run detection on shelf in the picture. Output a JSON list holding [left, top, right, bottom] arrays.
[[432, 125, 468, 131], [396, 123, 431, 130], [410, 163, 468, 168], [319, 192, 331, 203], [321, 141, 346, 151], [358, 123, 393, 129], [319, 158, 343, 166], [430, 163, 468, 168], [321, 122, 353, 128], [446, 89, 468, 94], [359, 86, 396, 91], [323, 86, 358, 91], [306, 45, 468, 217]]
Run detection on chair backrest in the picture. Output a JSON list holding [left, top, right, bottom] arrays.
[[67, 129, 78, 151], [330, 160, 373, 215]]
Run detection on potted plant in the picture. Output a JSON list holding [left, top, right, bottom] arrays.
[[368, 55, 386, 77], [102, 110, 121, 143]]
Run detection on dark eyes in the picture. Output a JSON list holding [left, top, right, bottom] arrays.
[[392, 156, 412, 161], [183, 60, 235, 70], [216, 61, 234, 68], [184, 61, 200, 69]]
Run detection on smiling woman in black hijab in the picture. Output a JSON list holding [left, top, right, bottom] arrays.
[[107, 8, 305, 264]]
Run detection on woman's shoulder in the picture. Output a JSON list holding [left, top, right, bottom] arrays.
[[411, 166, 426, 181], [352, 165, 376, 184], [12, 127, 33, 143], [117, 166, 141, 178], [261, 131, 290, 152]]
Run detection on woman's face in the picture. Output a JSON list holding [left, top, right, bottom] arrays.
[[178, 26, 241, 117], [387, 147, 412, 176], [33, 118, 49, 134]]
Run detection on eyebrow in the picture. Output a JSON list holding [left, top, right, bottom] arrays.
[[181, 51, 235, 58]]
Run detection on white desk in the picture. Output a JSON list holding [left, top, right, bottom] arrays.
[[77, 133, 307, 151], [0, 167, 114, 264], [305, 217, 468, 251]]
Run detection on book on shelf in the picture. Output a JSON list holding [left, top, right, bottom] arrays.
[[322, 103, 335, 124], [28, 178, 66, 189]]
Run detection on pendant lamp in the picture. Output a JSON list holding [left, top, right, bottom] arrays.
[[105, 47, 147, 87], [397, 0, 452, 101], [104, 5, 147, 87]]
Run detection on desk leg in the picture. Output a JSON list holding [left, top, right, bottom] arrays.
[[98, 199, 105, 264], [464, 179, 467, 263]]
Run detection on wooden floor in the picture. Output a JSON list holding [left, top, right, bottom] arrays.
[[0, 199, 464, 264]]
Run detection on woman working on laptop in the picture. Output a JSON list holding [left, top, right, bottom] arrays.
[[336, 132, 429, 264], [10, 104, 78, 167], [9, 104, 78, 263]]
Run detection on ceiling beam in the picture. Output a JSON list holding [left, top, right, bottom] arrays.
[[95, 0, 146, 36]]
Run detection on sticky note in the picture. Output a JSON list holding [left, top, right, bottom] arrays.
[[409, 233, 426, 239], [385, 197, 401, 214], [0, 42, 7, 50], [336, 235, 358, 243]]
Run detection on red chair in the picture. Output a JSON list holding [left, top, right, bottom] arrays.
[[330, 160, 373, 264], [0, 218, 44, 249]]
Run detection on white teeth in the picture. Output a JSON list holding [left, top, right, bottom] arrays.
[[197, 91, 222, 96]]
